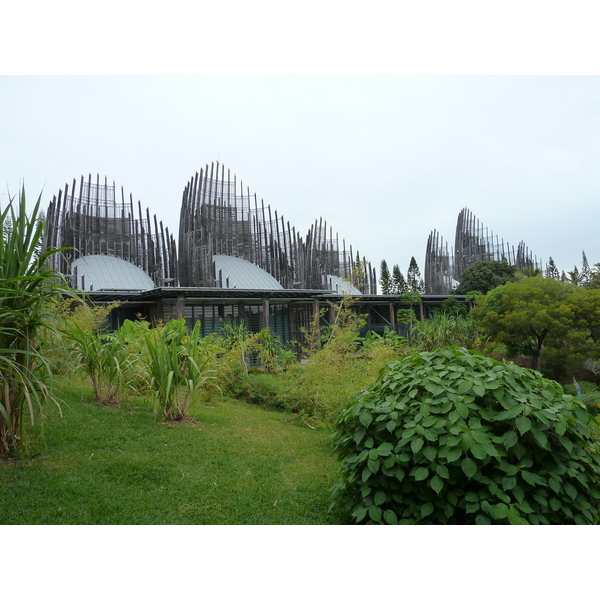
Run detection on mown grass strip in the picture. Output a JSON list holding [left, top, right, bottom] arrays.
[[0, 378, 342, 525]]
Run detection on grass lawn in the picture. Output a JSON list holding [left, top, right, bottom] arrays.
[[0, 378, 343, 525]]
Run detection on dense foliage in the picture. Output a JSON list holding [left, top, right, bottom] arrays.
[[472, 276, 600, 375], [331, 346, 600, 524], [456, 260, 519, 294]]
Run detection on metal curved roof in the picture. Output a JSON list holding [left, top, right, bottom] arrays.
[[71, 255, 155, 292], [326, 274, 362, 295], [213, 254, 283, 290]]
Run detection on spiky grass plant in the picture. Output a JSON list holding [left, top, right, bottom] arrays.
[[412, 312, 481, 351], [60, 302, 129, 404], [143, 319, 216, 421], [0, 188, 69, 458]]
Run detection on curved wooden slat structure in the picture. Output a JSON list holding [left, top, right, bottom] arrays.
[[425, 208, 542, 293], [178, 162, 377, 293], [44, 174, 178, 289]]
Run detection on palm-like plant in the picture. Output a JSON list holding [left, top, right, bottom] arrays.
[[143, 319, 216, 421], [0, 188, 69, 458]]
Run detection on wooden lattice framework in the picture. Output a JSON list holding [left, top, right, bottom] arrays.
[[44, 174, 178, 288], [178, 162, 377, 292], [425, 208, 542, 294]]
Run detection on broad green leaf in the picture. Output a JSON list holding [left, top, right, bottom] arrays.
[[500, 404, 524, 420], [531, 426, 549, 449], [470, 443, 488, 460], [549, 498, 561, 511], [423, 428, 438, 442], [457, 380, 473, 394], [448, 411, 460, 424], [560, 437, 573, 453], [465, 491, 479, 502], [422, 415, 438, 428], [471, 429, 490, 444], [502, 430, 518, 449], [436, 464, 450, 479], [446, 446, 462, 462], [369, 505, 382, 523], [377, 442, 394, 456], [430, 475, 444, 495], [494, 503, 509, 519], [413, 467, 429, 481], [520, 470, 544, 487], [421, 503, 435, 518], [411, 437, 424, 454], [564, 482, 578, 501], [368, 459, 380, 474], [374, 490, 387, 505], [383, 509, 398, 525], [460, 432, 473, 452], [423, 446, 437, 461], [353, 428, 366, 444], [548, 477, 561, 494], [475, 514, 491, 525], [461, 457, 477, 479], [507, 506, 525, 525], [456, 403, 469, 419], [502, 476, 517, 491], [359, 411, 373, 428], [515, 416, 531, 435], [352, 506, 368, 523], [554, 420, 567, 436]]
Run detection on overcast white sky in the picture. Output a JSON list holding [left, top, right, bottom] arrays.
[[2, 3, 600, 284]]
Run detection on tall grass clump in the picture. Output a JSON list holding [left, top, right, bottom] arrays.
[[61, 301, 128, 404], [412, 312, 481, 351], [143, 318, 216, 421], [0, 189, 69, 458]]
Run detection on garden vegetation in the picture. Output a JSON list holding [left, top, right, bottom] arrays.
[[2, 192, 600, 524]]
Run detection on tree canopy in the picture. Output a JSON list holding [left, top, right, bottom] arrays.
[[471, 277, 600, 370], [455, 260, 519, 294]]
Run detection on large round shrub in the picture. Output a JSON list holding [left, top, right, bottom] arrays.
[[331, 347, 600, 524]]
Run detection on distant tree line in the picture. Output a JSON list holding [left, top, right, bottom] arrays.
[[379, 258, 425, 294]]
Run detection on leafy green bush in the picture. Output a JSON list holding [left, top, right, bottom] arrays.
[[331, 346, 600, 524]]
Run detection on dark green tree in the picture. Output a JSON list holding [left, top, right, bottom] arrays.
[[581, 251, 591, 286], [437, 295, 467, 317], [455, 260, 519, 295], [379, 260, 391, 294], [391, 264, 407, 294], [546, 257, 560, 280], [406, 256, 425, 293], [471, 276, 576, 372]]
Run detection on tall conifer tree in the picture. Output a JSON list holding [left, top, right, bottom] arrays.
[[380, 259, 392, 294], [392, 264, 407, 294], [407, 256, 425, 293]]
